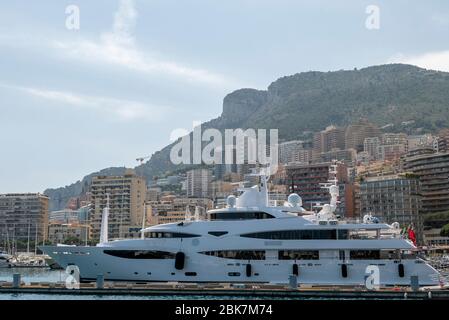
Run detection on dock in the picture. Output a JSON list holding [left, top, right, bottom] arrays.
[[1, 281, 449, 299]]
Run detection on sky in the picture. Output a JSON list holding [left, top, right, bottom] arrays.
[[0, 0, 448, 193]]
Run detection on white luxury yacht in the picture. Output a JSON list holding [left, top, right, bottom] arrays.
[[41, 173, 443, 287]]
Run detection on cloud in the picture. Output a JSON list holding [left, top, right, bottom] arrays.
[[431, 13, 449, 26], [52, 0, 233, 88], [388, 50, 449, 72], [1, 83, 173, 122]]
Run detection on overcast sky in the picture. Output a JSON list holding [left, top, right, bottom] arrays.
[[1, 0, 448, 193]]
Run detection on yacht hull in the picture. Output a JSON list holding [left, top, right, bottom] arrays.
[[41, 245, 441, 286]]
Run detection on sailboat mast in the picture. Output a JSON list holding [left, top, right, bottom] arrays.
[[34, 222, 38, 255], [27, 219, 31, 253]]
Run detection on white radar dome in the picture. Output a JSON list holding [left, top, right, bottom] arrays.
[[288, 193, 302, 207], [226, 195, 237, 208], [392, 222, 400, 229]]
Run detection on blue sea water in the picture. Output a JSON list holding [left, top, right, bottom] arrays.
[[0, 268, 303, 300], [0, 268, 411, 300]]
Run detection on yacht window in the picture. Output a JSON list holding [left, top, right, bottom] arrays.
[[147, 232, 200, 238], [209, 211, 274, 221], [380, 250, 401, 260], [103, 250, 175, 259], [338, 229, 349, 240], [278, 250, 319, 260], [201, 250, 265, 260], [208, 231, 228, 237], [240, 229, 337, 240], [349, 250, 380, 260]]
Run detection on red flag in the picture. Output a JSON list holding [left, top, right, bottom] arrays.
[[408, 228, 416, 246]]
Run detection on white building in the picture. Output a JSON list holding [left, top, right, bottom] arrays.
[[49, 209, 81, 224], [408, 134, 438, 152], [363, 137, 380, 161]]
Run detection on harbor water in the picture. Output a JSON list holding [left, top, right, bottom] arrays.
[[0, 268, 315, 300], [1, 267, 448, 300]]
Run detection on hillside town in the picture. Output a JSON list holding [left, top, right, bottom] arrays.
[[2, 119, 449, 252]]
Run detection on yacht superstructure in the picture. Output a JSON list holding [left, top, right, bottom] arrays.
[[41, 173, 442, 287]]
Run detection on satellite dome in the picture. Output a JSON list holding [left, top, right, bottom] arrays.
[[226, 195, 237, 208], [288, 193, 302, 207]]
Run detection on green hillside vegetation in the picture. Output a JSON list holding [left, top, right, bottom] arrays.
[[45, 64, 449, 210]]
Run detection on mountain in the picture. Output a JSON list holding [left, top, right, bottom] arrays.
[[45, 64, 449, 210], [44, 167, 127, 211]]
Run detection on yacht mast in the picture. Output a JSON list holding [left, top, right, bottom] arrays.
[[141, 202, 146, 240], [99, 193, 110, 244], [27, 219, 31, 253]]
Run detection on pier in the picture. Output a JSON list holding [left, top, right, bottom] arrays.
[[1, 278, 449, 299]]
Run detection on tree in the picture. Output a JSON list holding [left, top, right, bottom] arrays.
[[440, 223, 449, 237]]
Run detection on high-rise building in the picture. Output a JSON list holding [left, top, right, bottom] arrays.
[[49, 209, 81, 224], [0, 193, 49, 246], [186, 169, 212, 198], [408, 134, 437, 152], [279, 140, 305, 164], [381, 133, 408, 146], [285, 162, 349, 212], [437, 128, 449, 153], [285, 163, 331, 210], [90, 169, 146, 240], [146, 187, 161, 202], [49, 206, 90, 225], [378, 144, 407, 161], [47, 223, 91, 245], [376, 133, 408, 161], [358, 175, 423, 244], [345, 120, 382, 152], [403, 148, 449, 214], [364, 137, 381, 161], [314, 148, 356, 164], [313, 125, 346, 154], [147, 197, 213, 225]]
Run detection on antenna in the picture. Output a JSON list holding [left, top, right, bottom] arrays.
[[141, 202, 146, 240], [316, 160, 341, 219]]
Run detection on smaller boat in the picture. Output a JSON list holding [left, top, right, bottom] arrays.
[[43, 255, 63, 270], [8, 253, 49, 268], [0, 251, 12, 268]]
